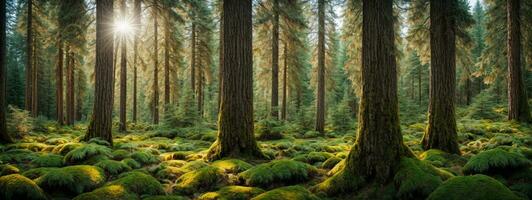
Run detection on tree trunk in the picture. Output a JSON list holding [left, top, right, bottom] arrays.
[[271, 0, 279, 119], [191, 23, 196, 94], [507, 0, 530, 122], [66, 51, 75, 125], [465, 77, 471, 105], [281, 42, 287, 121], [86, 0, 114, 145], [164, 8, 170, 109], [197, 62, 204, 115], [119, 0, 127, 132], [315, 0, 325, 134], [25, 0, 33, 113], [418, 65, 422, 105], [207, 0, 264, 161], [152, 4, 159, 124], [317, 0, 412, 194], [132, 0, 140, 122], [56, 39, 64, 125], [422, 0, 460, 155], [0, 0, 12, 144]]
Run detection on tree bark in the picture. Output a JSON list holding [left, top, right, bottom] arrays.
[[191, 23, 196, 94], [66, 51, 75, 125], [56, 39, 64, 125], [207, 0, 264, 161], [0, 0, 12, 144], [418, 65, 422, 105], [507, 0, 531, 122], [271, 0, 279, 119], [315, 0, 325, 134], [31, 36, 37, 117], [164, 8, 170, 109], [152, 4, 159, 124], [422, 0, 460, 155], [25, 0, 33, 113], [132, 0, 140, 122], [86, 0, 114, 145], [119, 0, 127, 132], [281, 42, 287, 121]]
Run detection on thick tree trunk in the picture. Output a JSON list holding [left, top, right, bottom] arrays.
[[191, 23, 196, 94], [119, 0, 127, 132], [315, 0, 325, 134], [317, 0, 412, 194], [132, 0, 140, 122], [422, 0, 460, 154], [0, 0, 12, 144], [75, 69, 83, 121], [152, 5, 159, 124], [66, 51, 75, 125], [281, 42, 287, 121], [271, 0, 279, 119], [56, 40, 64, 125], [207, 0, 264, 161], [25, 0, 33, 113], [164, 9, 170, 109], [31, 37, 37, 117], [218, 6, 224, 113], [86, 0, 114, 145], [507, 0, 531, 122]]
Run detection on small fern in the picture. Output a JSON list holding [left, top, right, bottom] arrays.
[[95, 160, 132, 175], [64, 143, 112, 164], [463, 148, 531, 175], [31, 154, 64, 167]]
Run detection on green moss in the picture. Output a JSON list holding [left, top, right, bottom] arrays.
[[121, 158, 142, 169], [108, 171, 164, 196], [180, 160, 209, 172], [36, 165, 106, 195], [52, 142, 83, 155], [321, 156, 341, 169], [394, 158, 453, 199], [174, 166, 226, 195], [63, 143, 112, 164], [509, 183, 532, 199], [292, 152, 334, 164], [256, 119, 284, 141], [212, 159, 253, 173], [31, 153, 64, 167], [427, 175, 521, 200], [130, 150, 160, 165], [22, 167, 56, 179], [462, 148, 531, 175], [0, 164, 20, 176], [160, 151, 192, 161], [251, 186, 320, 200], [419, 149, 467, 168], [143, 195, 188, 200], [0, 174, 47, 200], [73, 185, 139, 200], [199, 186, 265, 200], [95, 160, 132, 175], [155, 166, 187, 180], [239, 160, 317, 187], [112, 149, 131, 160], [312, 168, 365, 195]]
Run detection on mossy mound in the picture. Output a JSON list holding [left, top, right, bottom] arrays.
[[292, 152, 334, 165], [256, 119, 284, 141], [130, 150, 160, 165], [0, 174, 47, 200], [321, 156, 342, 169], [393, 157, 453, 199], [160, 151, 192, 161], [180, 160, 209, 171], [73, 185, 139, 200], [427, 175, 521, 200], [143, 195, 188, 200], [174, 166, 227, 195], [35, 165, 106, 195], [108, 171, 165, 196], [95, 160, 132, 175], [419, 149, 467, 168], [121, 158, 142, 169], [63, 143, 112, 164], [239, 159, 317, 187], [212, 159, 253, 173], [198, 186, 265, 200], [111, 149, 131, 160], [31, 153, 64, 167], [462, 148, 531, 175], [251, 186, 320, 200], [155, 166, 187, 180], [0, 164, 20, 176]]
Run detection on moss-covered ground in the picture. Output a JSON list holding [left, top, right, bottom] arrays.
[[0, 119, 530, 200]]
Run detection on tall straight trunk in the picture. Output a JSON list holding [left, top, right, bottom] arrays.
[[315, 0, 325, 134], [281, 42, 287, 121], [411, 76, 415, 100], [119, 0, 127, 132], [218, 2, 224, 113], [66, 51, 75, 125], [191, 23, 196, 93], [86, 0, 114, 145], [317, 0, 412, 195], [207, 0, 264, 161], [132, 0, 140, 122], [31, 37, 37, 117], [152, 5, 159, 124], [423, 0, 460, 154], [418, 66, 422, 105], [197, 62, 204, 115], [25, 0, 32, 112], [507, 0, 530, 122], [75, 70, 83, 121], [56, 39, 64, 125], [164, 9, 170, 109], [271, 0, 279, 119], [465, 77, 471, 105], [1, 0, 12, 144]]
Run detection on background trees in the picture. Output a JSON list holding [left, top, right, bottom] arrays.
[[1, 0, 12, 144]]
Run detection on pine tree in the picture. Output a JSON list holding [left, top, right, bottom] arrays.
[[118, 0, 127, 132], [0, 0, 13, 144]]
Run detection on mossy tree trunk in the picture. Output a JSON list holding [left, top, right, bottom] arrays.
[[315, 0, 325, 134], [152, 4, 159, 125], [507, 0, 531, 122], [317, 0, 412, 194], [25, 0, 33, 113], [119, 0, 127, 132], [66, 51, 75, 125], [132, 0, 141, 122], [271, 0, 279, 119], [207, 0, 264, 161], [0, 0, 12, 144], [56, 39, 64, 125], [281, 42, 287, 121], [86, 0, 114, 145], [164, 5, 170, 110], [422, 0, 460, 155]]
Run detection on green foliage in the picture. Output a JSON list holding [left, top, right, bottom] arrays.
[[0, 174, 47, 200], [462, 148, 531, 175], [199, 186, 265, 200], [22, 167, 57, 179], [143, 195, 188, 200], [31, 153, 64, 167], [0, 149, 38, 163], [95, 160, 132, 175], [251, 185, 320, 200], [239, 160, 317, 187], [292, 152, 333, 164], [130, 150, 160, 165], [427, 175, 521, 200], [108, 171, 164, 196], [465, 87, 506, 120], [256, 119, 284, 140], [180, 160, 209, 172], [393, 158, 453, 199], [35, 165, 106, 195], [174, 166, 226, 195], [111, 149, 130, 160], [321, 156, 342, 169], [121, 158, 142, 169], [211, 159, 254, 173], [6, 106, 33, 137], [0, 164, 20, 176], [419, 149, 467, 168], [64, 143, 112, 164], [73, 185, 139, 200]]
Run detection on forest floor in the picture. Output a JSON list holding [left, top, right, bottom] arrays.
[[0, 119, 531, 200]]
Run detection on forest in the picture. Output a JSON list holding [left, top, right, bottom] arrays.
[[0, 0, 531, 199]]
